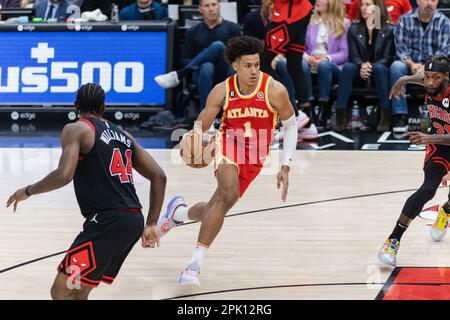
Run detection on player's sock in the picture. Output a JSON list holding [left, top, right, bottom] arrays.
[[173, 206, 190, 223], [388, 220, 408, 241], [188, 243, 208, 268], [443, 201, 450, 214]]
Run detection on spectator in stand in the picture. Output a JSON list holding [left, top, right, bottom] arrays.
[[242, 3, 297, 105], [243, 1, 317, 139], [154, 0, 241, 113], [390, 0, 450, 132], [34, 0, 74, 21], [119, 0, 167, 20], [0, 0, 20, 7], [260, 0, 315, 137], [348, 0, 413, 24], [300, 0, 350, 129], [334, 0, 395, 132]]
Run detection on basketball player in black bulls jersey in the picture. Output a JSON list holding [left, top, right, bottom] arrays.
[[378, 56, 450, 267], [6, 83, 167, 300]]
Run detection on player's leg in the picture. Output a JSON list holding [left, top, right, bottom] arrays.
[[50, 272, 94, 300], [184, 188, 219, 222], [378, 161, 447, 266], [196, 164, 240, 246], [179, 163, 240, 285], [157, 189, 219, 237]]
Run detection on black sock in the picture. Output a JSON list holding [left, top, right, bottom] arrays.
[[176, 67, 193, 80], [300, 106, 312, 128], [443, 201, 450, 213], [388, 220, 408, 241]]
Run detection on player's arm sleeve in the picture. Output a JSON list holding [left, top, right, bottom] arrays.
[[281, 114, 298, 168]]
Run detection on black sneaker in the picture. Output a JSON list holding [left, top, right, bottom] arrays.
[[392, 114, 409, 133]]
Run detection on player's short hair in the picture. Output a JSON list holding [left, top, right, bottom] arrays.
[[424, 55, 450, 74], [224, 36, 263, 64], [75, 83, 106, 115]]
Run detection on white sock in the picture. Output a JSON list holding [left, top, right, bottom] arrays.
[[188, 244, 207, 268], [173, 206, 190, 223]]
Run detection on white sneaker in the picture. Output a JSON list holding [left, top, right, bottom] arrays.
[[154, 71, 180, 89], [298, 123, 318, 140], [296, 111, 310, 130], [378, 238, 400, 267], [179, 261, 201, 286], [157, 196, 186, 238], [430, 206, 450, 242], [274, 123, 318, 141]]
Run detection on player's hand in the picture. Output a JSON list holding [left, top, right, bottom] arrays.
[[6, 187, 29, 213], [442, 172, 450, 186], [271, 54, 284, 70], [277, 165, 290, 203], [389, 77, 407, 100], [141, 224, 160, 249], [407, 132, 434, 145]]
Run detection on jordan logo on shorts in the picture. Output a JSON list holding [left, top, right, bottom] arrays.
[[91, 214, 98, 224]]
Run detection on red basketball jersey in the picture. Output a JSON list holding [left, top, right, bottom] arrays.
[[272, 0, 313, 24], [217, 72, 278, 167]]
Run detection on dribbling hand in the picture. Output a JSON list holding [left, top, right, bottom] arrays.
[[141, 224, 160, 248], [6, 187, 29, 213]]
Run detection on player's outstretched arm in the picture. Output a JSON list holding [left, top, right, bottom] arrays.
[[389, 71, 425, 100], [195, 82, 226, 133], [125, 133, 166, 248], [268, 79, 298, 203], [6, 122, 87, 212]]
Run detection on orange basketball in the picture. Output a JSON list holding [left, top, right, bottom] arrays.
[[180, 131, 216, 169]]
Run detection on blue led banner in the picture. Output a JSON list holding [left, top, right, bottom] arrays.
[[0, 31, 167, 105]]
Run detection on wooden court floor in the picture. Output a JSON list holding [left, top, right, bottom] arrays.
[[1, 148, 448, 300]]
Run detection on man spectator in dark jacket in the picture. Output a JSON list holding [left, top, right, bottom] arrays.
[[34, 0, 73, 21], [119, 0, 167, 20], [154, 0, 241, 111]]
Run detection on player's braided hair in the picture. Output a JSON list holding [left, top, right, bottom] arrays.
[[75, 83, 106, 115], [224, 36, 263, 64]]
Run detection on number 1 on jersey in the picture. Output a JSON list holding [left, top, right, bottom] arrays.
[[244, 121, 253, 138], [110, 148, 133, 184]]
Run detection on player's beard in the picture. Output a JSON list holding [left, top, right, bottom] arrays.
[[426, 82, 446, 97]]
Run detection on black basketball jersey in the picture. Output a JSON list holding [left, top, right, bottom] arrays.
[[73, 116, 142, 217], [426, 85, 450, 136]]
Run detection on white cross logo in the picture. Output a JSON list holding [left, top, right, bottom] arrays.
[[31, 43, 54, 64]]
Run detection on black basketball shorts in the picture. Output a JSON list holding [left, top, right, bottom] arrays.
[[57, 210, 144, 288]]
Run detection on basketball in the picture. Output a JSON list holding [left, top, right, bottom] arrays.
[[179, 130, 216, 169]]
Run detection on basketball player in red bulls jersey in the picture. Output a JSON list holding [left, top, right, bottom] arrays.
[[157, 36, 298, 286], [6, 83, 167, 299], [379, 56, 450, 267]]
